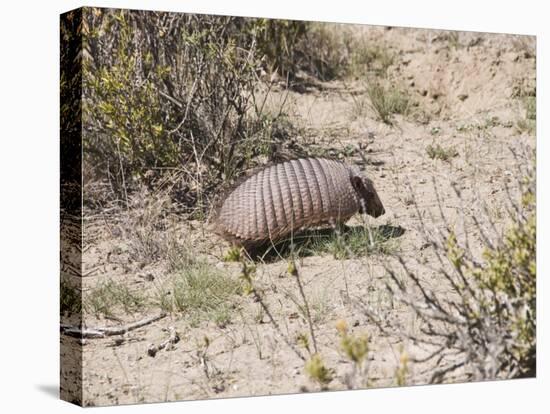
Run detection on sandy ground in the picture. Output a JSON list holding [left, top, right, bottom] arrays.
[[61, 26, 535, 406]]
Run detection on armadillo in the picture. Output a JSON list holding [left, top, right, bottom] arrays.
[[213, 157, 385, 248]]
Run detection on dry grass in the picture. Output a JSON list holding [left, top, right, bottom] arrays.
[[426, 143, 459, 161]]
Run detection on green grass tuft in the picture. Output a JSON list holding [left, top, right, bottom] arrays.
[[306, 225, 401, 259], [367, 82, 410, 125], [85, 279, 147, 318], [158, 260, 241, 327], [261, 225, 402, 261]]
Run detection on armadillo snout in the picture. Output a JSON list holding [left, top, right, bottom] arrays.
[[353, 175, 385, 218], [368, 189, 385, 217], [360, 194, 385, 218]]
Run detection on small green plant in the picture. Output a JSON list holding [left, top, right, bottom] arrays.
[[367, 81, 410, 125], [447, 31, 461, 50], [212, 308, 232, 329], [525, 96, 536, 121], [309, 290, 333, 324], [337, 320, 369, 366], [305, 354, 334, 389], [159, 260, 241, 326], [85, 279, 147, 318], [426, 143, 459, 161], [223, 246, 242, 262], [335, 319, 370, 389]]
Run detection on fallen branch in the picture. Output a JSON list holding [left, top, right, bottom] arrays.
[[60, 313, 167, 338]]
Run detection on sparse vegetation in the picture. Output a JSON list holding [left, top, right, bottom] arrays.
[[367, 81, 411, 124], [354, 45, 394, 78], [80, 9, 400, 214], [511, 75, 536, 135], [253, 224, 402, 261], [85, 279, 147, 318], [426, 143, 459, 161], [394, 347, 409, 386], [338, 325, 369, 365], [306, 225, 402, 259], [222, 246, 242, 262], [158, 260, 242, 327], [376, 160, 536, 382]]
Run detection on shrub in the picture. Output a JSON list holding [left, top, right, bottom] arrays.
[[82, 9, 305, 212], [374, 158, 536, 382], [256, 18, 309, 80]]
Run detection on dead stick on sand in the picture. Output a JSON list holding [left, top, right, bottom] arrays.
[[60, 313, 167, 338]]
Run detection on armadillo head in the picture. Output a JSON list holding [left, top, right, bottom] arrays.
[[350, 174, 385, 218]]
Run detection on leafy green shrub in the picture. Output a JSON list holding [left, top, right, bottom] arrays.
[[83, 9, 302, 212], [80, 8, 401, 212]]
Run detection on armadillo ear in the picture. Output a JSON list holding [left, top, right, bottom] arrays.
[[351, 176, 363, 192]]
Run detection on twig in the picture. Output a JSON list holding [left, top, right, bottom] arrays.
[[158, 90, 183, 108], [60, 313, 167, 338]]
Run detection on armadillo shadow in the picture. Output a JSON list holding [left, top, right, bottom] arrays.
[[247, 224, 406, 263]]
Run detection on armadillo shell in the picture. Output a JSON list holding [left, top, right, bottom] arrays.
[[215, 158, 361, 245]]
